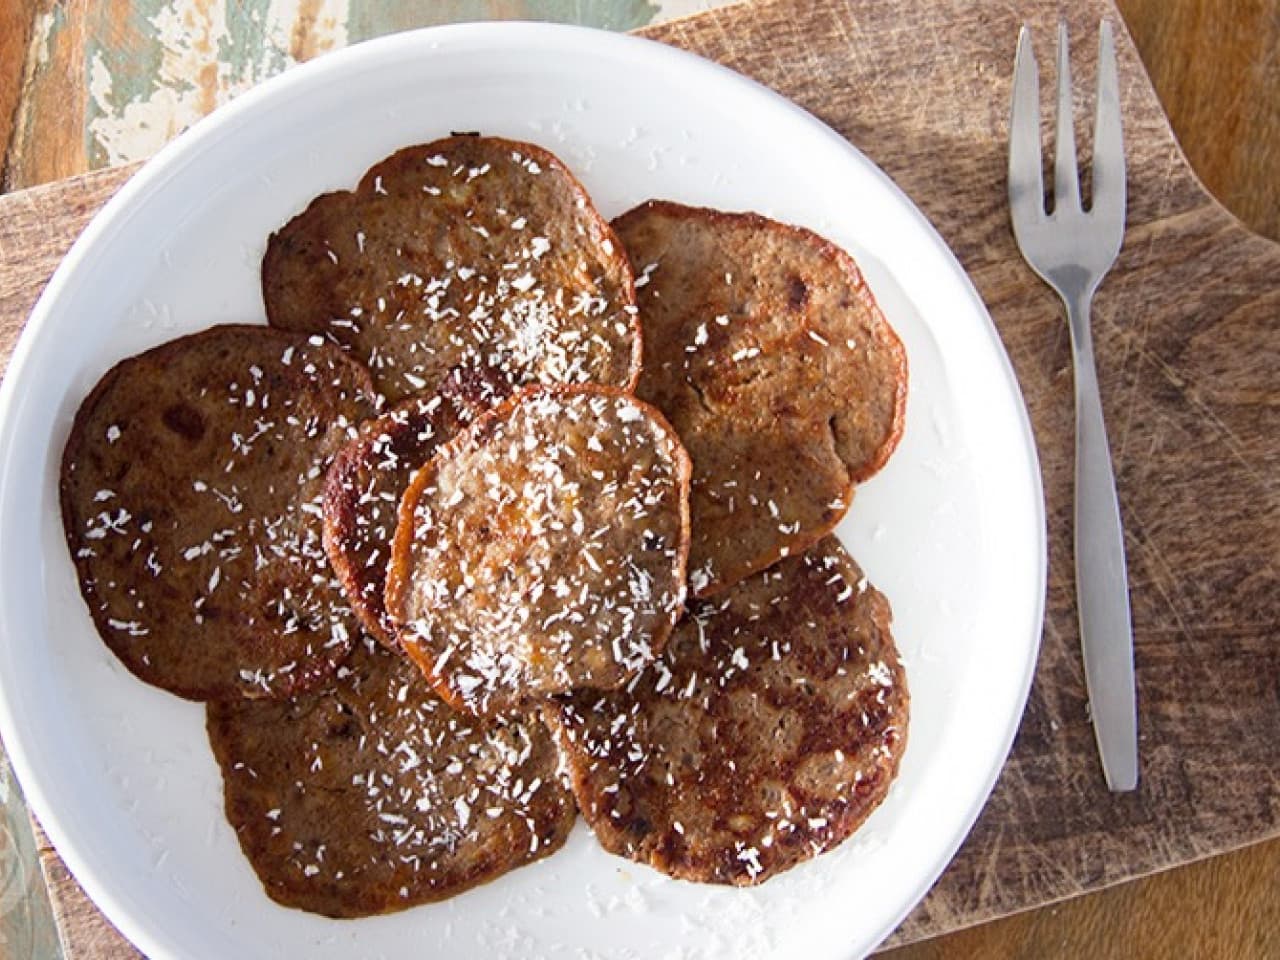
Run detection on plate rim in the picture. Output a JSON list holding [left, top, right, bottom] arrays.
[[0, 20, 1047, 959]]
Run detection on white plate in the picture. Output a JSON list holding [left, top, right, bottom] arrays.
[[0, 23, 1045, 960]]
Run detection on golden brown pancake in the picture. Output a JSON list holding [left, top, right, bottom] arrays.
[[613, 200, 907, 597], [207, 639, 575, 917], [60, 324, 375, 701], [547, 536, 908, 886], [322, 367, 509, 650], [386, 385, 692, 717], [263, 134, 641, 403]]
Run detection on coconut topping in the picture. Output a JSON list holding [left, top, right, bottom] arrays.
[[388, 385, 692, 716], [207, 639, 575, 916], [323, 367, 508, 650], [61, 326, 375, 700], [263, 136, 641, 403], [548, 537, 908, 886]]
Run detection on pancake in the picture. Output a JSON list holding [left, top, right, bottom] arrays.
[[547, 536, 908, 886], [386, 385, 692, 717], [263, 134, 641, 403], [323, 367, 509, 650], [613, 200, 907, 596], [207, 639, 575, 917], [60, 324, 375, 701]]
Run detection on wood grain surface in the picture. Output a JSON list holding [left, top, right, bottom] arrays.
[[883, 833, 1280, 960], [0, 0, 1277, 957], [1120, 0, 1280, 241], [0, 0, 37, 187]]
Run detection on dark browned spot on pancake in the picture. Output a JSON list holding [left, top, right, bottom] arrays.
[[328, 717, 357, 738], [788, 275, 809, 309], [161, 403, 205, 442]]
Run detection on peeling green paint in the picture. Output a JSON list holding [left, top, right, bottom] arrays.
[[84, 2, 169, 169], [39, 2, 68, 65], [71, 0, 691, 172], [218, 0, 291, 86], [0, 751, 63, 959], [345, 0, 661, 39], [82, 1, 342, 168]]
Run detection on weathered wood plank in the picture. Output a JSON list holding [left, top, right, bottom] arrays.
[[0, 163, 134, 366], [4, 0, 92, 188], [0, 0, 1277, 957], [0, 749, 62, 960], [0, 0, 40, 187], [2, 0, 670, 188], [30, 823, 139, 960]]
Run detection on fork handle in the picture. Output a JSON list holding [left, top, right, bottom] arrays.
[[1067, 292, 1138, 791]]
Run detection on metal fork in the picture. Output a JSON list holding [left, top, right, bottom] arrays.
[[1009, 22, 1137, 791]]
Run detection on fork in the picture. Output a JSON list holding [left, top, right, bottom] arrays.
[[1009, 22, 1137, 791]]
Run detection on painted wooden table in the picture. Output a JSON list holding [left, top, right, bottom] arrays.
[[1, 1, 1278, 958]]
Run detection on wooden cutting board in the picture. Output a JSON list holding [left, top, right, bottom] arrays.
[[0, 0, 1276, 955]]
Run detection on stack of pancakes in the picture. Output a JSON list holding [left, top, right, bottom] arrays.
[[61, 135, 909, 917]]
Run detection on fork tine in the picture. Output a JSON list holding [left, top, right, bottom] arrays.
[[1009, 26, 1045, 227], [1091, 21, 1126, 222], [1053, 21, 1081, 213]]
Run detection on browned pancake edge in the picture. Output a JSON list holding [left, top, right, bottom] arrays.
[[322, 367, 510, 650]]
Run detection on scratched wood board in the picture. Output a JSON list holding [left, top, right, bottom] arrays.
[[0, 0, 1277, 956]]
